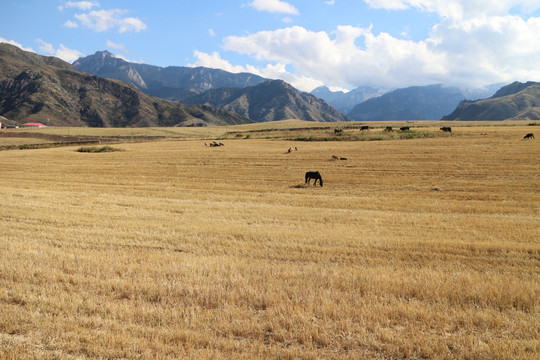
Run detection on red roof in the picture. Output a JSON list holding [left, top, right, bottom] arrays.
[[22, 122, 47, 127]]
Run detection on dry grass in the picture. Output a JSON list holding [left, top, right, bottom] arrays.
[[0, 137, 54, 146], [0, 123, 538, 359]]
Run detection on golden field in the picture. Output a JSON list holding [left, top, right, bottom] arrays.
[[0, 122, 538, 359]]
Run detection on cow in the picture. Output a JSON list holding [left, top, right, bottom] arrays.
[[360, 126, 369, 131], [400, 126, 410, 131], [334, 129, 343, 134], [440, 126, 452, 133], [384, 126, 393, 132], [524, 133, 535, 139], [305, 171, 323, 187]]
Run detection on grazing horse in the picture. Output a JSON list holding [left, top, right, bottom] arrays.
[[305, 171, 323, 187], [524, 133, 535, 139], [440, 126, 452, 132]]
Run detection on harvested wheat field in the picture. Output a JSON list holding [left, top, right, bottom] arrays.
[[0, 123, 539, 359]]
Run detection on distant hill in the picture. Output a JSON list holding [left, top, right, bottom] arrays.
[[73, 51, 269, 101], [442, 81, 540, 120], [0, 43, 251, 127], [310, 85, 386, 114], [348, 84, 474, 121], [182, 79, 350, 122]]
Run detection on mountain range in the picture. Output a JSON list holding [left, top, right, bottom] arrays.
[[73, 51, 269, 101], [442, 81, 540, 120], [0, 43, 250, 127], [182, 80, 349, 122], [310, 84, 503, 119], [73, 50, 539, 122], [347, 84, 467, 121], [310, 86, 387, 114], [73, 51, 346, 122], [1, 43, 539, 125]]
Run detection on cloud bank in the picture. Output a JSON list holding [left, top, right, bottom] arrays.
[[248, 0, 299, 15], [36, 39, 83, 63], [61, 2, 146, 33], [192, 0, 540, 91]]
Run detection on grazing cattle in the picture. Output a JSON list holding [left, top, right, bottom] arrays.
[[524, 133, 535, 139], [305, 171, 323, 187], [384, 126, 393, 132], [334, 129, 343, 134], [360, 126, 369, 131], [288, 148, 292, 153], [332, 155, 339, 160], [204, 142, 208, 146], [440, 126, 452, 133], [400, 126, 410, 131], [295, 147, 298, 151]]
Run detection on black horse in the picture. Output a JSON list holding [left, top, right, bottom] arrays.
[[305, 171, 323, 187]]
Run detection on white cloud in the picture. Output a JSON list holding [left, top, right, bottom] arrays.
[[363, 1, 540, 19], [220, 13, 540, 90], [36, 39, 55, 54], [55, 44, 84, 63], [188, 50, 323, 91], [208, 29, 216, 37], [63, 20, 79, 28], [189, 51, 249, 73], [326, 0, 336, 5], [106, 40, 126, 51], [74, 9, 146, 33], [1, 37, 82, 63], [0, 38, 34, 52], [248, 0, 299, 15], [64, 1, 99, 11]]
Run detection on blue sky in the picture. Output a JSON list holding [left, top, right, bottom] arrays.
[[1, 0, 539, 92]]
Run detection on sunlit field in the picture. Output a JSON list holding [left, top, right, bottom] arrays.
[[0, 122, 538, 359]]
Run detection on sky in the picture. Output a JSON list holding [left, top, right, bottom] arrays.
[[1, 0, 540, 92]]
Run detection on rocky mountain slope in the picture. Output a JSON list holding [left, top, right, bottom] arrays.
[[310, 85, 386, 114], [182, 79, 349, 122], [442, 81, 540, 120], [348, 84, 471, 121], [73, 51, 268, 101], [0, 43, 251, 127]]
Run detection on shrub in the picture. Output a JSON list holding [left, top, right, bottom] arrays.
[[77, 145, 123, 153]]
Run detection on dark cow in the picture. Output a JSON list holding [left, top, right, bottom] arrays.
[[524, 133, 535, 139], [440, 126, 452, 133], [360, 126, 369, 131], [400, 126, 410, 131], [334, 129, 343, 134], [305, 171, 323, 187], [384, 126, 393, 132]]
